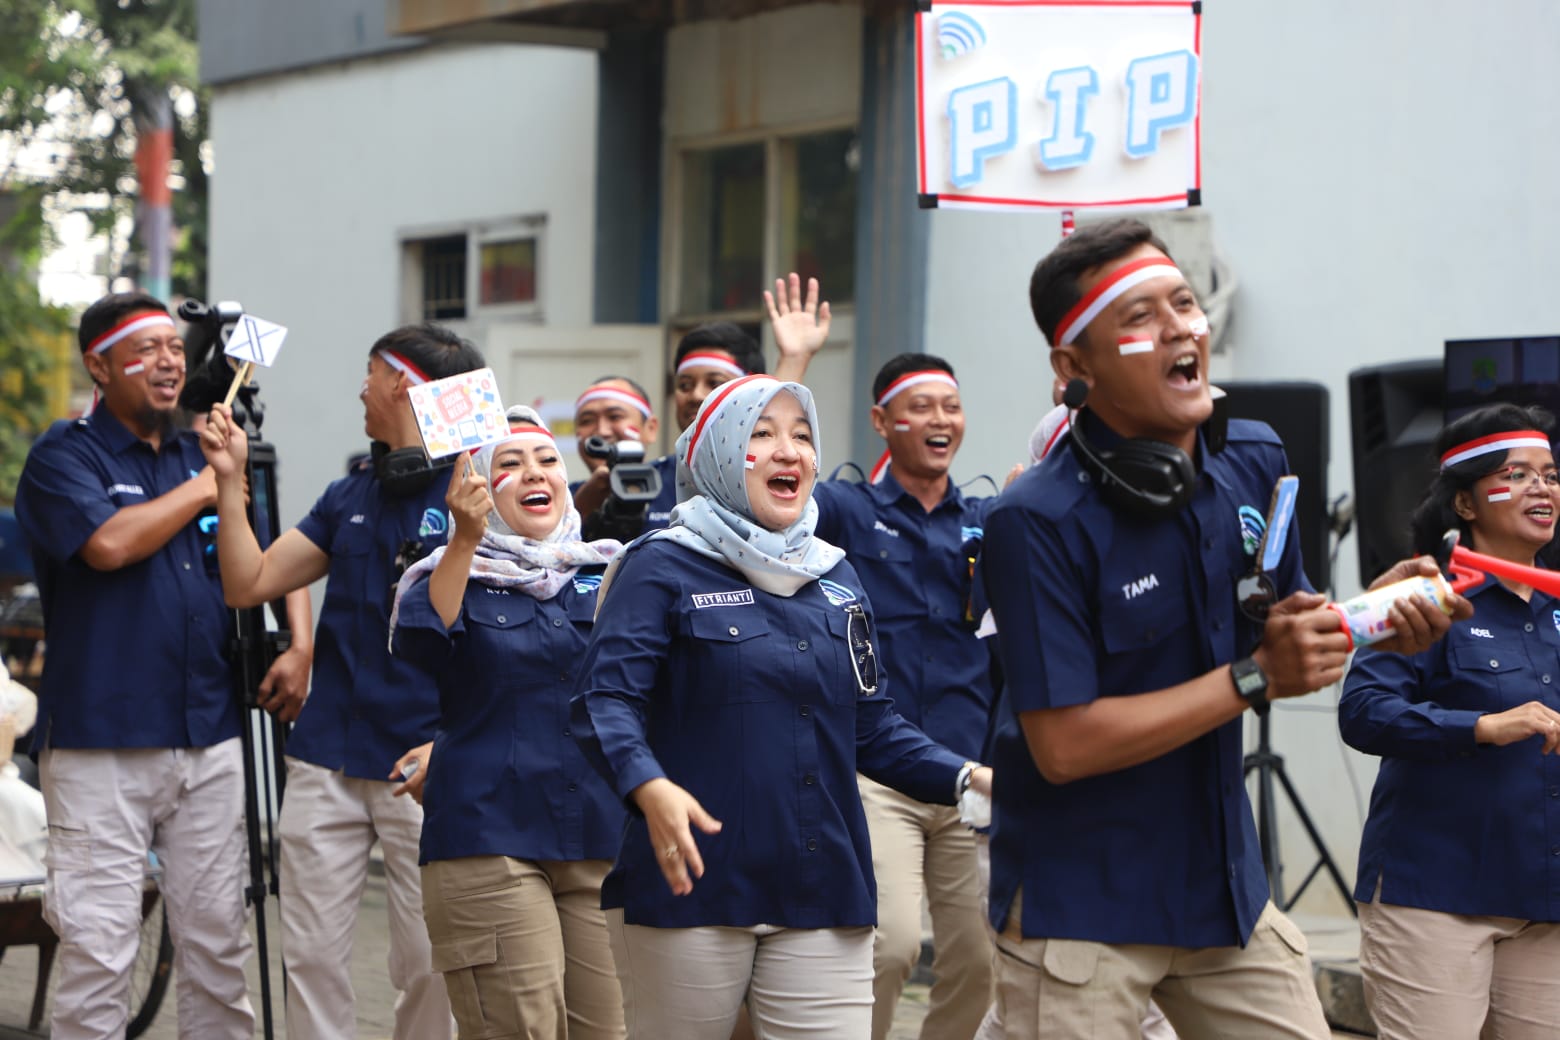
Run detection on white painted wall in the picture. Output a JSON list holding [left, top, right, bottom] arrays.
[[207, 42, 598, 534], [927, 0, 1560, 913]]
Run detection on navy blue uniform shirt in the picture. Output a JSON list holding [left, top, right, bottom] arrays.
[[15, 409, 239, 751], [289, 462, 447, 778], [1341, 572, 1560, 921], [571, 540, 967, 930], [983, 417, 1306, 948], [813, 473, 995, 761], [393, 568, 624, 865]]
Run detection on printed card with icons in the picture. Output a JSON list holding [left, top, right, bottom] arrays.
[[407, 368, 509, 459]]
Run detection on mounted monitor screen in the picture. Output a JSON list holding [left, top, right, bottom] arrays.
[[1445, 336, 1560, 423]]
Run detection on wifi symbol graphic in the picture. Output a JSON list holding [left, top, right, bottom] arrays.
[[937, 12, 987, 60]]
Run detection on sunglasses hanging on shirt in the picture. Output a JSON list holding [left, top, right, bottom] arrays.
[[843, 604, 879, 696], [1236, 474, 1299, 624]]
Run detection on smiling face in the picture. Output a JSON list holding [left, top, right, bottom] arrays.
[[871, 380, 964, 481], [83, 313, 186, 429], [744, 391, 817, 532], [1049, 243, 1211, 455], [1456, 445, 1560, 561], [675, 351, 744, 432], [489, 431, 570, 540], [574, 380, 657, 472]]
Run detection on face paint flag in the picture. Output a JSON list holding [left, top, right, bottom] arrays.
[[123, 361, 145, 376], [745, 454, 757, 470], [1118, 336, 1155, 356], [407, 368, 509, 460], [1487, 486, 1513, 503], [492, 472, 513, 493], [223, 314, 289, 367], [893, 421, 912, 432]]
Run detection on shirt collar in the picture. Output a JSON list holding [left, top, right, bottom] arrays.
[[869, 463, 963, 513], [87, 404, 155, 456]]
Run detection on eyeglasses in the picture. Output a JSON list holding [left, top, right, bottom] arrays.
[[1236, 569, 1276, 624], [1486, 465, 1560, 489], [844, 604, 879, 696]]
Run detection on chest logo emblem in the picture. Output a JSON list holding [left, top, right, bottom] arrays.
[[573, 574, 602, 594], [1237, 505, 1265, 558], [420, 508, 448, 538], [819, 579, 858, 607]]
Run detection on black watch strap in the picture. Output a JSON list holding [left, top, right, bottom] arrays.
[[1231, 656, 1270, 716]]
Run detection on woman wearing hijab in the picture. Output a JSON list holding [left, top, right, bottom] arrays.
[[571, 375, 992, 1039], [390, 406, 626, 1040], [1340, 403, 1560, 1039]]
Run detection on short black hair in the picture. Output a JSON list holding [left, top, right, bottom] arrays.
[[674, 323, 766, 376], [78, 291, 169, 354], [1028, 219, 1172, 348], [1409, 402, 1556, 556], [871, 353, 955, 404], [369, 323, 485, 381]]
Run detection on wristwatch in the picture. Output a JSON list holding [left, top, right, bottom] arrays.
[[1231, 656, 1270, 716]]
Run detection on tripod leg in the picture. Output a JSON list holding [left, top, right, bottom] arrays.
[[1271, 763, 1358, 917]]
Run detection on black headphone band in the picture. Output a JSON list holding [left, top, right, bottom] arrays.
[[1066, 407, 1198, 518]]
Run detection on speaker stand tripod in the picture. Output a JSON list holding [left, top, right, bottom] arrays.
[[1242, 713, 1356, 917]]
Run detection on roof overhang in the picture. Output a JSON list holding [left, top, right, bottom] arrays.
[[389, 0, 878, 45]]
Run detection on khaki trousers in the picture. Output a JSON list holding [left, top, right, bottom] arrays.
[[859, 775, 993, 1040], [606, 910, 873, 1039], [1358, 896, 1560, 1040], [422, 856, 624, 1040], [40, 740, 254, 1040], [278, 756, 451, 1040], [993, 889, 1330, 1039]]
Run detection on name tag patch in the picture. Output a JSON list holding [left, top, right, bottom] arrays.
[[693, 590, 755, 609], [1122, 573, 1159, 599], [107, 483, 146, 497]]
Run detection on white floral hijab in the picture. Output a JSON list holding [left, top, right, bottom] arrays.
[[647, 375, 843, 597]]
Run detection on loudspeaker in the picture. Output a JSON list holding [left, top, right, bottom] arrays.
[[1348, 361, 1443, 587], [1219, 382, 1330, 591]]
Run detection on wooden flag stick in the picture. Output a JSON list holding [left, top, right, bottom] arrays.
[[221, 360, 254, 408]]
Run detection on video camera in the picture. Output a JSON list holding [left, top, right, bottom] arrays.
[[580, 435, 663, 543]]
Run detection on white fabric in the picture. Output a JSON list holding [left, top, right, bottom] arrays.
[[606, 909, 872, 1039], [642, 376, 844, 598], [40, 739, 254, 1040], [278, 756, 452, 1040]]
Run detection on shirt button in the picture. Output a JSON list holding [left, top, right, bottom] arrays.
[[799, 706, 810, 718], [804, 773, 817, 785], [567, 782, 577, 792], [879, 549, 890, 558], [559, 672, 570, 682], [806, 838, 818, 852], [183, 561, 191, 570], [1552, 846, 1560, 857], [729, 626, 740, 636], [1490, 659, 1500, 669], [1549, 786, 1559, 798], [1526, 623, 1536, 632], [797, 640, 808, 651], [552, 618, 564, 627], [1545, 675, 1553, 685], [931, 605, 942, 616], [496, 614, 507, 623], [562, 729, 571, 738]]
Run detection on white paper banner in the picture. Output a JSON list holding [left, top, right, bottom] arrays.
[[916, 1, 1203, 213]]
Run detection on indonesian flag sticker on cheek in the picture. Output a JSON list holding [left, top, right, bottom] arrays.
[[745, 454, 757, 470], [123, 360, 146, 376], [1118, 336, 1155, 356], [492, 473, 513, 493], [1488, 486, 1513, 503], [893, 421, 912, 432]]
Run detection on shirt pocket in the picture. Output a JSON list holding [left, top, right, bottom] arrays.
[[464, 596, 539, 651], [684, 610, 775, 703], [1449, 643, 1529, 710]]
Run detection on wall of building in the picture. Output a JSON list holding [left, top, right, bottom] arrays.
[[924, 0, 1560, 912], [207, 42, 598, 534]]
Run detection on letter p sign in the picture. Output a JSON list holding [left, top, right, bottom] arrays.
[[1124, 50, 1198, 159], [948, 77, 1017, 189]]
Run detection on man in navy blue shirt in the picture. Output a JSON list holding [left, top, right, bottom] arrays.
[[15, 292, 254, 1038], [202, 323, 483, 1040], [981, 219, 1464, 1039]]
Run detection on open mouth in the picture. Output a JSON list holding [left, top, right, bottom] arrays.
[[521, 491, 552, 512], [1525, 502, 1554, 524], [149, 375, 180, 399], [926, 434, 952, 451], [1168, 352, 1201, 389], [767, 473, 800, 498]]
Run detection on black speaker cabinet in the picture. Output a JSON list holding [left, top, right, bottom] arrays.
[[1347, 361, 1443, 587], [1219, 381, 1330, 591]]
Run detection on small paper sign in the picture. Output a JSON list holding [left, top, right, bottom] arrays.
[[223, 314, 289, 367], [407, 368, 508, 459]]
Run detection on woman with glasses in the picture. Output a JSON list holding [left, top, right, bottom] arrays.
[[389, 407, 626, 1040], [1340, 402, 1560, 1039], [571, 375, 991, 1039]]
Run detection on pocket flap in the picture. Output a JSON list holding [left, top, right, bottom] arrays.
[[688, 611, 769, 643], [1264, 905, 1309, 957], [430, 931, 498, 973], [1041, 938, 1101, 986]]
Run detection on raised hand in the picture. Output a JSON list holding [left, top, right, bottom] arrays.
[[1366, 556, 1472, 655], [767, 272, 832, 363], [1253, 591, 1354, 699], [200, 404, 249, 481], [445, 454, 492, 545]]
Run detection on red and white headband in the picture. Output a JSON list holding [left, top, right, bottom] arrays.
[[876, 370, 959, 407], [677, 351, 747, 379], [1053, 257, 1185, 347], [1439, 430, 1551, 471], [87, 312, 176, 355], [684, 374, 777, 464], [574, 384, 654, 420], [377, 348, 432, 386], [485, 425, 557, 489]]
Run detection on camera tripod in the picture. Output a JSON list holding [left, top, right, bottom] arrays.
[[1242, 712, 1356, 917]]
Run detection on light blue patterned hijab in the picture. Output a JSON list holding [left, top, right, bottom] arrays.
[[609, 376, 844, 600]]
